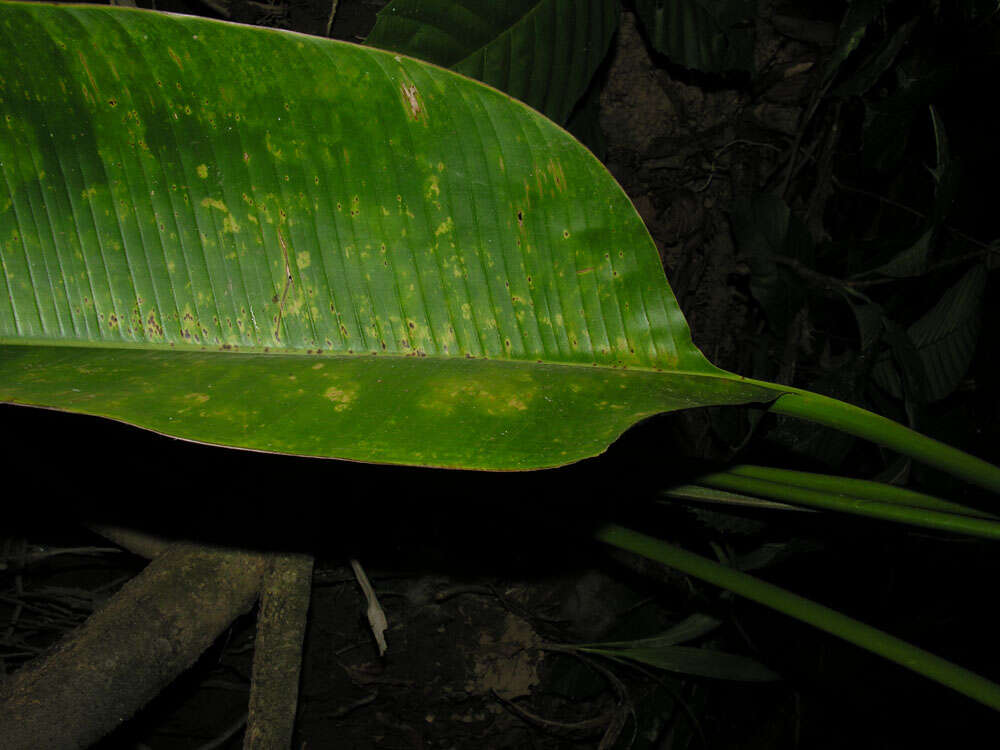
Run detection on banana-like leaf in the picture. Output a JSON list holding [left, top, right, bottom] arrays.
[[3, 3, 1000, 492], [0, 2, 773, 470], [365, 0, 620, 125]]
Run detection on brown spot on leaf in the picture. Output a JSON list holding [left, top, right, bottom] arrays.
[[400, 82, 421, 119]]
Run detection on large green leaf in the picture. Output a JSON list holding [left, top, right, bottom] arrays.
[[0, 2, 771, 470], [365, 0, 620, 125]]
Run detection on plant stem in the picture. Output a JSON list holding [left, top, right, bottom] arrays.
[[725, 464, 997, 519], [596, 524, 1000, 712], [325, 0, 339, 37], [767, 391, 1000, 494], [662, 483, 811, 511], [698, 471, 1000, 540]]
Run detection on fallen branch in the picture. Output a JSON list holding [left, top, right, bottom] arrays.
[[244, 553, 314, 749], [0, 542, 270, 750]]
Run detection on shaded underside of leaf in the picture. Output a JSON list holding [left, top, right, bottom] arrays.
[[0, 345, 772, 469], [0, 2, 773, 469], [365, 0, 621, 125]]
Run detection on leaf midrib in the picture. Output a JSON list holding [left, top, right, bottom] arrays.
[[0, 337, 749, 381]]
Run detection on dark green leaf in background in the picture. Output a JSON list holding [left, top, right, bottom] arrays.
[[861, 60, 954, 173], [872, 265, 987, 402], [871, 227, 935, 278], [823, 0, 890, 84], [634, 0, 756, 75], [731, 193, 813, 333], [851, 300, 884, 351], [833, 17, 917, 98], [365, 0, 620, 125], [862, 107, 958, 278], [584, 644, 780, 681], [565, 82, 608, 162]]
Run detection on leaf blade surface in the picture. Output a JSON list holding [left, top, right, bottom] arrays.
[[0, 2, 771, 469]]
